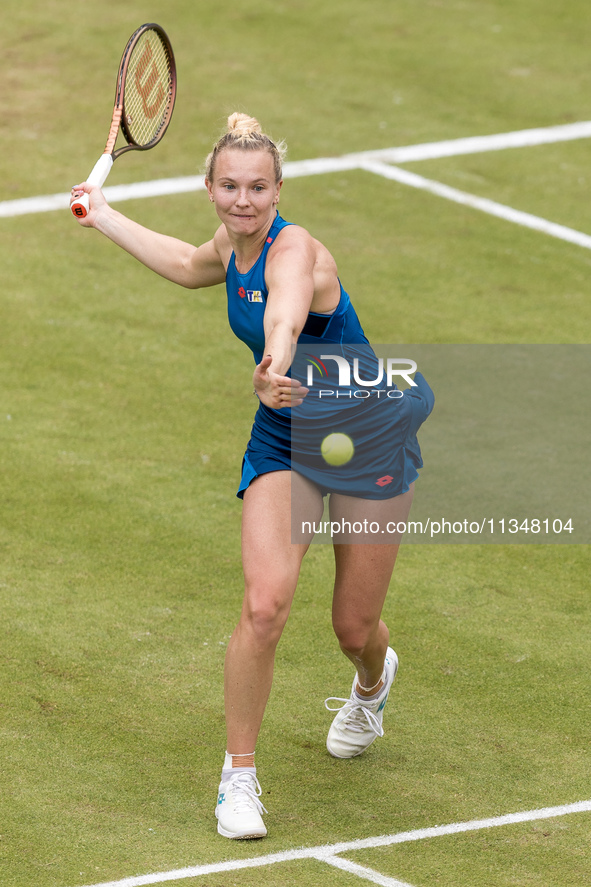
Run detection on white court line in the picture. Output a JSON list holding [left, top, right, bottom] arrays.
[[359, 158, 591, 251], [0, 176, 208, 218], [73, 799, 591, 887], [2, 119, 591, 219], [364, 119, 591, 164], [320, 855, 416, 887]]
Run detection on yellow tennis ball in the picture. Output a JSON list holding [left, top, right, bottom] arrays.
[[321, 432, 355, 466]]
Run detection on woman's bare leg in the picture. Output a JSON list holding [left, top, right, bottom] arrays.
[[224, 470, 323, 755], [329, 484, 414, 685]]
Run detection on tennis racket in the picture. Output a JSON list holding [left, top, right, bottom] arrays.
[[71, 23, 176, 219]]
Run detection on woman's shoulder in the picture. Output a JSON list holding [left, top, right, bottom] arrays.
[[267, 219, 341, 312], [273, 217, 309, 240], [271, 220, 336, 267]]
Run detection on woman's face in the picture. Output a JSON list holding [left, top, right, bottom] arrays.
[[206, 147, 282, 238]]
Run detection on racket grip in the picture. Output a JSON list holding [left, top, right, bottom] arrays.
[[71, 153, 114, 218]]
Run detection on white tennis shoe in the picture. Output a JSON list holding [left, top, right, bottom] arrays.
[[215, 771, 268, 839], [325, 647, 398, 759]]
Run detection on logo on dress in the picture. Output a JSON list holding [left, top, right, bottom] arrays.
[[247, 290, 263, 303], [238, 287, 247, 299], [375, 475, 394, 487]]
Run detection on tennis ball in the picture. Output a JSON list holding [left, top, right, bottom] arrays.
[[321, 432, 355, 466]]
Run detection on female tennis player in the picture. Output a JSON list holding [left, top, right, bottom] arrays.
[[71, 113, 434, 840]]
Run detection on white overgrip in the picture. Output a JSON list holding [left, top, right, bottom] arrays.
[[86, 152, 114, 188], [71, 152, 114, 219]]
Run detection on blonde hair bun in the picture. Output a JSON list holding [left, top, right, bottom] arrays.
[[205, 112, 286, 184], [227, 113, 262, 137]]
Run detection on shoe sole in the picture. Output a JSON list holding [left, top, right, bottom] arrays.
[[217, 822, 267, 839], [327, 745, 371, 759]]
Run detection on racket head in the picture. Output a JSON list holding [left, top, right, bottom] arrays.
[[115, 23, 177, 157]]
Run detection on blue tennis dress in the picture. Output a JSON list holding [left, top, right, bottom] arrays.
[[225, 213, 434, 499]]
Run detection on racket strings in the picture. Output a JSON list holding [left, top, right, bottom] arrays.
[[124, 31, 173, 147]]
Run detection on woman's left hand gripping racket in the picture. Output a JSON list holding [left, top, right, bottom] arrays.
[[71, 23, 176, 219]]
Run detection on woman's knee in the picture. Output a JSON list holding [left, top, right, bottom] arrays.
[[240, 578, 295, 646], [332, 614, 378, 658]]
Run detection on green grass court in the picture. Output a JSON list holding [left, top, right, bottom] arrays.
[[1, 1, 590, 885]]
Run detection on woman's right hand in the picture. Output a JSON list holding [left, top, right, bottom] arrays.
[[70, 183, 108, 227], [253, 355, 308, 409]]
